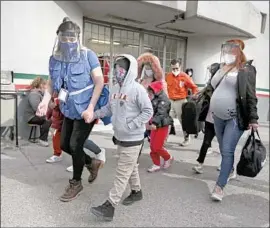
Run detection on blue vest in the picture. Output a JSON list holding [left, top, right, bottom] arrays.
[[49, 49, 111, 124]]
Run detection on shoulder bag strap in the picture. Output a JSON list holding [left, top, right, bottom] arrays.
[[213, 66, 234, 89]]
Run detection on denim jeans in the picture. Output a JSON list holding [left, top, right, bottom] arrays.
[[213, 115, 244, 188], [84, 139, 101, 154]]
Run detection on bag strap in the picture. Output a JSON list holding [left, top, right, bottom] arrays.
[[251, 128, 261, 140], [214, 66, 234, 89]]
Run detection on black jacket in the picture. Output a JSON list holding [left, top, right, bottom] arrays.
[[148, 81, 173, 128], [209, 61, 258, 130]]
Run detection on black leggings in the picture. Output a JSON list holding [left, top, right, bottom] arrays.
[[60, 117, 96, 181], [28, 116, 52, 141], [196, 121, 216, 164]]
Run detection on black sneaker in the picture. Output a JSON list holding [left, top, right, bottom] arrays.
[[122, 190, 143, 206], [91, 200, 115, 221]]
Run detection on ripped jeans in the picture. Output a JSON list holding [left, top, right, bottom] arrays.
[[213, 115, 244, 188]]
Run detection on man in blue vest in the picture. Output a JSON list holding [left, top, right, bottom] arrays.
[[36, 17, 109, 202]]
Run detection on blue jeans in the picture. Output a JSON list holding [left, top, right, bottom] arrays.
[[84, 139, 101, 154], [213, 115, 244, 188]]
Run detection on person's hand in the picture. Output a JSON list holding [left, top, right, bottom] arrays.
[[146, 123, 151, 130], [48, 101, 56, 109], [192, 93, 199, 100], [82, 107, 94, 123], [248, 123, 259, 131], [36, 102, 48, 117], [150, 124, 157, 130]]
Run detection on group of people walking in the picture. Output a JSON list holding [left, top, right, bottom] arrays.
[[25, 17, 258, 221]]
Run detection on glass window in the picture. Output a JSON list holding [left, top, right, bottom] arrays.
[[143, 33, 164, 67], [113, 29, 140, 58], [84, 23, 111, 84], [83, 20, 186, 85], [165, 37, 178, 73]]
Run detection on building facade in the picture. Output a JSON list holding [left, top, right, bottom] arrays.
[[1, 1, 269, 121]]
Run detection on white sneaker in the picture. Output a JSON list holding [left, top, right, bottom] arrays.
[[180, 138, 190, 147], [46, 155, 62, 163], [163, 156, 174, 169], [66, 166, 73, 172], [211, 185, 223, 202], [147, 164, 161, 173], [207, 147, 213, 155], [228, 169, 237, 181], [192, 163, 203, 174], [96, 148, 106, 167], [38, 139, 49, 147]]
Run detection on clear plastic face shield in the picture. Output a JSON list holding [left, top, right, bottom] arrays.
[[113, 57, 128, 86], [52, 30, 81, 63], [220, 43, 240, 65]]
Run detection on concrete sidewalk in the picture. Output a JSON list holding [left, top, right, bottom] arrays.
[[1, 126, 269, 227]]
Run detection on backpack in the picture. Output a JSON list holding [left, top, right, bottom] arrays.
[[181, 101, 202, 134]]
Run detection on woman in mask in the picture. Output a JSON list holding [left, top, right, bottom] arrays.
[[137, 52, 168, 94], [208, 39, 258, 201], [36, 17, 109, 202], [136, 52, 170, 142]]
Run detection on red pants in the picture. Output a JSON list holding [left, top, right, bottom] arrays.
[[53, 129, 62, 156], [150, 126, 171, 166]]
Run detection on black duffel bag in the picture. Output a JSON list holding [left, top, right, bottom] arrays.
[[237, 129, 267, 178]]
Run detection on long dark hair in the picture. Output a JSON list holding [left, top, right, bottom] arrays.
[[185, 68, 193, 77]]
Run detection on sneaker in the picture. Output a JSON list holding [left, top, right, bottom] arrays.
[[91, 200, 115, 222], [46, 155, 62, 163], [228, 168, 237, 181], [38, 139, 49, 147], [86, 159, 102, 183], [96, 148, 106, 168], [163, 156, 174, 169], [180, 138, 190, 147], [207, 147, 213, 155], [122, 190, 143, 206], [192, 163, 203, 174], [147, 164, 161, 173], [59, 179, 83, 202], [66, 166, 73, 172], [211, 185, 224, 202]]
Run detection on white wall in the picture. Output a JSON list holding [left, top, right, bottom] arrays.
[[196, 1, 262, 38], [186, 27, 269, 89], [1, 1, 83, 75]]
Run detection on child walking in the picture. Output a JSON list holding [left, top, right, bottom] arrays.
[[90, 54, 153, 221], [146, 81, 174, 172]]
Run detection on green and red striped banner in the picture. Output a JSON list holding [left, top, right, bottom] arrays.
[[14, 73, 270, 97]]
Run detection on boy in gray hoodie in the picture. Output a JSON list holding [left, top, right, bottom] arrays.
[[90, 54, 153, 221]]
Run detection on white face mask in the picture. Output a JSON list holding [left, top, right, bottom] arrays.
[[172, 70, 180, 76], [224, 54, 236, 65], [145, 69, 154, 77]]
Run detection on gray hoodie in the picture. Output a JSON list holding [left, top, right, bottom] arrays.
[[94, 54, 153, 142]]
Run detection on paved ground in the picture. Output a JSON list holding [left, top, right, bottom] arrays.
[[1, 121, 269, 227]]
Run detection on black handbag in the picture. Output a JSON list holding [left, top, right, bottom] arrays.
[[237, 129, 267, 178]]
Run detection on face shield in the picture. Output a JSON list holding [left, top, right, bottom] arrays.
[[140, 63, 154, 82], [52, 30, 80, 63], [220, 43, 240, 65], [113, 57, 129, 86]]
